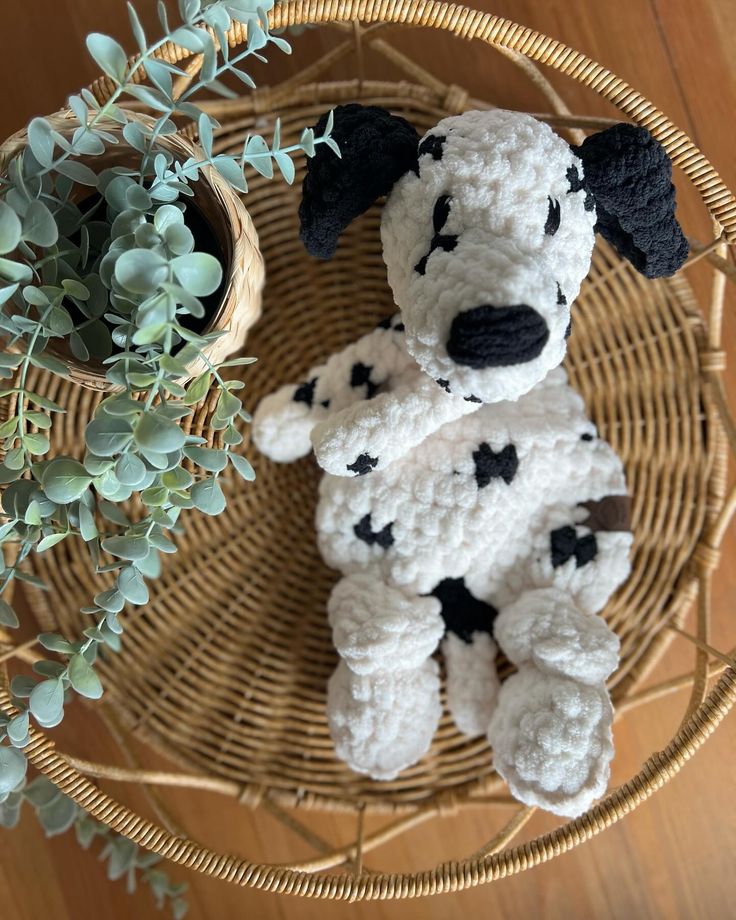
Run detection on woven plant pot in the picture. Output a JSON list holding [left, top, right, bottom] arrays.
[[0, 109, 265, 391], [2, 1, 735, 901]]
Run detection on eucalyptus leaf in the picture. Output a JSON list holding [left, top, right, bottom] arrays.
[[23, 432, 50, 455], [28, 678, 64, 725], [37, 532, 68, 553], [183, 445, 228, 472], [102, 534, 150, 561], [0, 601, 19, 629], [10, 676, 36, 699], [79, 502, 98, 541], [117, 565, 149, 605], [7, 713, 30, 748], [0, 258, 32, 283], [183, 372, 211, 405], [85, 416, 133, 457], [38, 633, 75, 653], [115, 248, 169, 295], [24, 776, 62, 808], [229, 452, 255, 481], [23, 200, 58, 248], [68, 654, 103, 700], [37, 792, 78, 837], [134, 412, 186, 453], [171, 253, 222, 297], [115, 452, 147, 486], [54, 159, 99, 186], [41, 458, 92, 504], [0, 747, 27, 795], [86, 33, 129, 82], [27, 117, 55, 168], [0, 202, 22, 256], [191, 476, 225, 515]]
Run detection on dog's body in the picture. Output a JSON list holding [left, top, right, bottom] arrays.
[[255, 313, 632, 814], [254, 105, 686, 816]]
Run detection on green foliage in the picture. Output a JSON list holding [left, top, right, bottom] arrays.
[[0, 775, 187, 917], [0, 0, 338, 783]]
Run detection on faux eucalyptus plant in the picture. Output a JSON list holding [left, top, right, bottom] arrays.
[[0, 0, 337, 802]]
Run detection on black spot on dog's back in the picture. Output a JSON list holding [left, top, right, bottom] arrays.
[[350, 362, 379, 399], [550, 525, 597, 568], [473, 443, 518, 488], [430, 577, 498, 642], [354, 513, 394, 549]]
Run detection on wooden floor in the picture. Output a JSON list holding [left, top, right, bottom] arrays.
[[1, 1, 735, 917]]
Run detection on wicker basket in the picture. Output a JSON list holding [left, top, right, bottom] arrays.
[[1, 0, 735, 901], [0, 109, 265, 391]]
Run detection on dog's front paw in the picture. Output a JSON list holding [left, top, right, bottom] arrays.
[[494, 588, 619, 685], [328, 574, 443, 676], [252, 385, 321, 462]]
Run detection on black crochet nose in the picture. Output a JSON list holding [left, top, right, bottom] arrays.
[[446, 304, 550, 368]]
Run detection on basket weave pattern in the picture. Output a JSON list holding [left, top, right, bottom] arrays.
[[1, 1, 735, 900]]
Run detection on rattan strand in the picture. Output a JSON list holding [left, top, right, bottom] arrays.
[[2, 2, 735, 899]]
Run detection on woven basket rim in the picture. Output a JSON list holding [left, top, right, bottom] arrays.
[[5, 1, 736, 899]]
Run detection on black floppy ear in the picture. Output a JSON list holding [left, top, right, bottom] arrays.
[[573, 124, 688, 278], [299, 104, 420, 260]]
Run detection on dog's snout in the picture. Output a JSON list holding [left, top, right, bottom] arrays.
[[446, 305, 550, 368]]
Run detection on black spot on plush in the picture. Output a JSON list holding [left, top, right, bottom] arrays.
[[473, 442, 519, 488], [556, 283, 567, 306], [350, 362, 379, 398], [545, 197, 561, 236], [573, 124, 688, 278], [394, 322, 405, 332], [347, 453, 379, 476], [436, 378, 452, 393], [550, 525, 598, 568], [376, 315, 392, 330], [293, 377, 317, 408], [430, 577, 498, 643], [446, 304, 549, 368], [416, 133, 446, 167], [299, 104, 420, 260], [353, 513, 394, 549]]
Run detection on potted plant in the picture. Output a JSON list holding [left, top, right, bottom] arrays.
[[0, 0, 338, 800]]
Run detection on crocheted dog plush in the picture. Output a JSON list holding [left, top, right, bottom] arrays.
[[253, 105, 687, 816]]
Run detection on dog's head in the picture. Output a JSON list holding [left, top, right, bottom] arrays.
[[300, 105, 687, 403]]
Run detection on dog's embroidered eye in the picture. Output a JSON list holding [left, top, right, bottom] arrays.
[[545, 197, 561, 236], [414, 196, 458, 275], [433, 195, 452, 233]]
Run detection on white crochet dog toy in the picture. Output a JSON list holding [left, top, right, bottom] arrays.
[[253, 106, 687, 817]]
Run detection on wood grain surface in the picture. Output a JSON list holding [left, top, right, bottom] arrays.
[[0, 1, 735, 918]]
